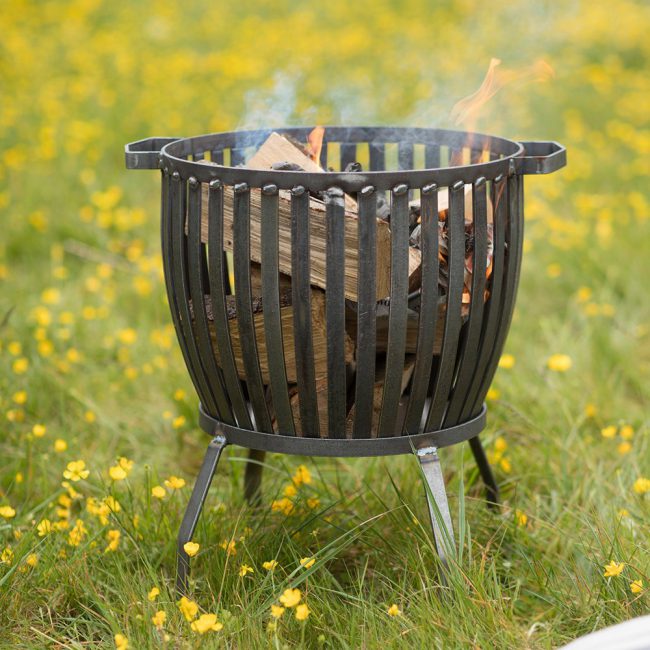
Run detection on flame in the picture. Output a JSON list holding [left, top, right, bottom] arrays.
[[306, 126, 325, 164], [451, 57, 554, 127]]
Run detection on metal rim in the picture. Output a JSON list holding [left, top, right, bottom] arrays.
[[160, 126, 524, 191], [198, 403, 487, 457]]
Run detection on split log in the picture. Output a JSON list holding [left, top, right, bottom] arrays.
[[197, 288, 355, 384]]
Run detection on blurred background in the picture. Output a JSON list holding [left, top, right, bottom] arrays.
[[0, 0, 648, 647]]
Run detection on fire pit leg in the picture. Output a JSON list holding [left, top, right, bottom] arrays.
[[469, 436, 500, 509], [176, 434, 227, 595], [417, 446, 455, 568], [243, 449, 265, 505]]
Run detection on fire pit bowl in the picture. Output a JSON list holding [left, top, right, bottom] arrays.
[[125, 126, 565, 592]]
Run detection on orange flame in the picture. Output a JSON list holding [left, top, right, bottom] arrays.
[[306, 126, 325, 164], [451, 57, 554, 127]]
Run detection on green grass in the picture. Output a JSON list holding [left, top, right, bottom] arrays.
[[1, 0, 649, 647]]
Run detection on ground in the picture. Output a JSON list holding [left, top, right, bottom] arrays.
[[0, 0, 649, 648]]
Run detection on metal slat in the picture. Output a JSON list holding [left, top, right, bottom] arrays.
[[425, 144, 441, 168], [319, 140, 328, 170], [425, 181, 466, 430], [369, 143, 385, 172], [398, 141, 414, 171], [352, 186, 378, 438], [403, 184, 439, 434], [377, 184, 410, 437], [291, 187, 320, 437], [340, 143, 357, 170], [443, 179, 488, 427], [325, 187, 347, 438], [461, 176, 507, 420], [469, 174, 521, 415], [206, 182, 252, 429], [170, 174, 219, 415], [260, 184, 295, 435], [232, 183, 273, 432], [186, 178, 234, 424]]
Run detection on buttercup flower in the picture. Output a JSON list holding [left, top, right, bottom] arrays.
[[271, 605, 285, 619], [177, 596, 199, 622], [300, 557, 315, 569], [114, 633, 128, 650], [295, 603, 310, 621], [183, 541, 200, 557], [547, 354, 572, 372], [263, 560, 278, 571], [387, 604, 402, 616], [151, 485, 166, 499], [151, 610, 166, 629], [63, 460, 89, 481], [239, 564, 254, 576], [164, 476, 186, 490], [279, 588, 301, 608], [148, 587, 160, 601], [0, 506, 16, 519], [191, 613, 223, 634], [630, 580, 644, 594], [603, 561, 625, 577], [37, 519, 52, 536], [633, 477, 650, 495]]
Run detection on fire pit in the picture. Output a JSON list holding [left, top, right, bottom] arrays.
[[125, 126, 565, 593]]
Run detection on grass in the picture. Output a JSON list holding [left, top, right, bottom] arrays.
[[1, 0, 649, 647]]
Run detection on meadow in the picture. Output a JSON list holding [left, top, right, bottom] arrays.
[[0, 0, 649, 648]]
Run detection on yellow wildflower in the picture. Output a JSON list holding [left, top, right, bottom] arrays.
[[220, 539, 236, 556], [25, 553, 38, 567], [584, 403, 597, 418], [12, 391, 27, 404], [37, 519, 53, 536], [191, 613, 223, 634], [603, 561, 625, 578], [109, 465, 127, 481], [118, 457, 134, 472], [601, 425, 617, 439], [8, 341, 22, 356], [32, 424, 46, 438], [239, 564, 254, 576], [633, 477, 650, 494], [54, 438, 67, 452], [117, 328, 137, 345], [271, 605, 285, 619], [307, 497, 320, 509], [0, 506, 16, 519], [151, 485, 166, 499], [547, 354, 572, 372], [1, 548, 13, 565], [500, 458, 512, 473], [630, 580, 644, 594], [617, 441, 632, 455], [292, 465, 312, 486], [283, 484, 297, 498], [172, 416, 186, 429], [12, 358, 29, 374], [300, 557, 315, 569], [174, 389, 186, 400], [486, 387, 501, 401], [515, 510, 528, 527], [68, 519, 88, 547], [84, 410, 96, 423], [151, 610, 166, 629], [263, 560, 278, 571], [387, 604, 402, 616], [271, 497, 294, 515], [279, 588, 301, 608], [295, 603, 310, 621], [619, 425, 634, 440], [498, 353, 515, 369], [114, 633, 128, 650], [63, 460, 89, 481], [183, 541, 200, 557], [148, 587, 160, 601], [105, 529, 121, 552], [177, 596, 199, 622], [164, 476, 186, 490]]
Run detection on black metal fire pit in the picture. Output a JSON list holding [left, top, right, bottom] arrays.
[[125, 126, 565, 592]]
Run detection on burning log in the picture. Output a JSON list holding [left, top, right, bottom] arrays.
[[194, 288, 354, 385]]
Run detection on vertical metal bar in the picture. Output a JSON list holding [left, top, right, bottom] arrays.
[[319, 140, 328, 170], [403, 184, 439, 433], [325, 187, 347, 438], [443, 178, 488, 427], [369, 143, 385, 172], [169, 173, 218, 414], [469, 173, 521, 415], [232, 183, 273, 432], [425, 181, 466, 431], [461, 176, 507, 419], [398, 141, 414, 171], [340, 143, 357, 170], [352, 186, 377, 438], [291, 186, 319, 437], [206, 182, 252, 429], [187, 178, 234, 424], [260, 184, 295, 435], [425, 144, 441, 168], [377, 184, 410, 437]]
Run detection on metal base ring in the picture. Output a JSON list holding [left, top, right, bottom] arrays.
[[198, 404, 487, 457]]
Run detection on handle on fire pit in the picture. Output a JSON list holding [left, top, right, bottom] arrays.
[[515, 141, 566, 175], [125, 137, 181, 170]]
